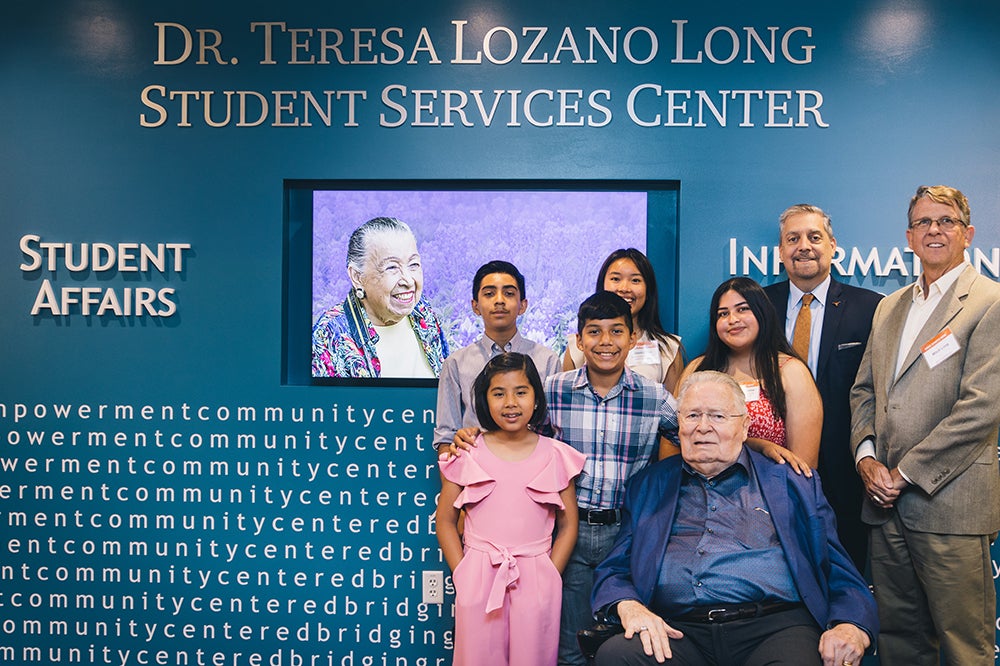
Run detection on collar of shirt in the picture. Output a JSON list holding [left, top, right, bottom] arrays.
[[788, 273, 831, 311], [570, 364, 639, 399], [912, 261, 967, 304], [895, 262, 968, 379], [681, 447, 751, 485], [786, 275, 830, 374], [476, 330, 524, 355]]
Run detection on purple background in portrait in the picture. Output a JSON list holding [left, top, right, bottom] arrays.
[[312, 189, 647, 352]]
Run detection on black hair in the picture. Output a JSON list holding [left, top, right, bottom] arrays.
[[698, 277, 793, 420], [576, 291, 633, 335], [595, 248, 677, 344], [472, 353, 547, 431], [472, 260, 526, 301]]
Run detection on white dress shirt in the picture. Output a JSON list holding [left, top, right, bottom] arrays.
[[855, 262, 969, 480], [784, 274, 831, 376]]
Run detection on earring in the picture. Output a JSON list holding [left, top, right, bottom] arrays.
[[355, 287, 366, 299]]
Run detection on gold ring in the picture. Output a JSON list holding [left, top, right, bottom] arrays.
[[843, 661, 853, 666], [638, 626, 649, 632]]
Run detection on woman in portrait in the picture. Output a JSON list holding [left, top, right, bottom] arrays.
[[677, 276, 821, 470], [312, 217, 449, 378]]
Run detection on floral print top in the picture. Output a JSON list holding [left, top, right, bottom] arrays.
[[311, 291, 449, 378], [746, 387, 786, 449], [744, 357, 791, 449]]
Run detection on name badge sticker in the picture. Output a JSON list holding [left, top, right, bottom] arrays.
[[628, 340, 660, 366], [921, 327, 960, 369], [740, 381, 761, 402]]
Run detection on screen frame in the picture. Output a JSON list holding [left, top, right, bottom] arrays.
[[283, 178, 680, 387]]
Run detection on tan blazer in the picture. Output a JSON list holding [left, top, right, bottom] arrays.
[[850, 264, 1000, 534]]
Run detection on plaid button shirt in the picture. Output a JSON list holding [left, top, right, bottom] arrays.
[[540, 367, 679, 511]]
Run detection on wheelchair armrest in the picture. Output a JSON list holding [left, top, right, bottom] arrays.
[[577, 621, 624, 662]]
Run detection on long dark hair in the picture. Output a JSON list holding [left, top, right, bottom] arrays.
[[699, 277, 793, 419], [472, 353, 548, 431], [595, 248, 680, 347]]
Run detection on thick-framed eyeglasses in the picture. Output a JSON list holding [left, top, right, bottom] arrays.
[[908, 216, 966, 232], [681, 411, 745, 425]]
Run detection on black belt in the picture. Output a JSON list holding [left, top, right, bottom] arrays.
[[672, 601, 802, 624], [581, 508, 621, 525]]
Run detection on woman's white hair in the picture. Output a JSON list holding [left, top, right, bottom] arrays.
[[345, 217, 414, 272]]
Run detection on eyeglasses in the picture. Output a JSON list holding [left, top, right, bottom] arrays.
[[680, 411, 745, 425], [908, 216, 966, 232]]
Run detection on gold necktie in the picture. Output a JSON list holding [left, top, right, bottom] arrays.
[[792, 293, 814, 362]]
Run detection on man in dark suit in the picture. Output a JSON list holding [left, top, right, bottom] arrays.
[[764, 204, 882, 570], [850, 185, 1000, 665], [592, 371, 877, 666]]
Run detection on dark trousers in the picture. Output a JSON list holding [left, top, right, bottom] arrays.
[[595, 607, 821, 666]]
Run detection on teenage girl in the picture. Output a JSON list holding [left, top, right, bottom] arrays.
[[677, 277, 821, 471], [563, 248, 684, 394], [437, 352, 585, 666]]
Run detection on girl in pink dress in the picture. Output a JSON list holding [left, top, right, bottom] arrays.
[[437, 352, 585, 666]]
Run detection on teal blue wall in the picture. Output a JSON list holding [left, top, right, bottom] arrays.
[[2, 1, 998, 663]]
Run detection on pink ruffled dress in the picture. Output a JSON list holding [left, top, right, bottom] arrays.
[[440, 434, 585, 666]]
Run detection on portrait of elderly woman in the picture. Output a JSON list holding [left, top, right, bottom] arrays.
[[312, 217, 449, 378]]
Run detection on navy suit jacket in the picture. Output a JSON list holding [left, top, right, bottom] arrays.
[[764, 279, 882, 479], [592, 449, 878, 641], [765, 279, 882, 566]]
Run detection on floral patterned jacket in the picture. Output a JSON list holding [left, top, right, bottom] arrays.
[[311, 291, 449, 378]]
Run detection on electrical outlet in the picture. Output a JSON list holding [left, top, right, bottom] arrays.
[[422, 570, 444, 604]]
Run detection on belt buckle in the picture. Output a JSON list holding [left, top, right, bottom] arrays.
[[586, 509, 616, 525], [706, 608, 729, 622]]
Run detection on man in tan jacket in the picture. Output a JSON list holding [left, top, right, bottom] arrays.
[[850, 185, 1000, 665]]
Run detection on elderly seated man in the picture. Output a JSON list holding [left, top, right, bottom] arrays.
[[591, 370, 877, 666]]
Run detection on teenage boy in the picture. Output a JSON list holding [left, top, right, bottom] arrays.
[[452, 291, 679, 666], [434, 260, 560, 450]]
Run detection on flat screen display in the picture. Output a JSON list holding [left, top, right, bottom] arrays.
[[283, 179, 679, 386]]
